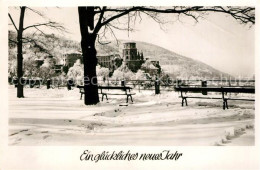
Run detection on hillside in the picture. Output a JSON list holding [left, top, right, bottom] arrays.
[[9, 31, 230, 79], [8, 31, 81, 63], [95, 40, 230, 79]]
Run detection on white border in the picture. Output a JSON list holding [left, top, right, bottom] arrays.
[[0, 0, 259, 169], [4, 0, 257, 7]]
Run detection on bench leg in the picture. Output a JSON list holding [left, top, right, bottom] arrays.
[[127, 95, 133, 103], [225, 100, 228, 109], [80, 93, 83, 100], [223, 99, 228, 110], [130, 95, 133, 102], [101, 94, 108, 101], [181, 97, 188, 107]]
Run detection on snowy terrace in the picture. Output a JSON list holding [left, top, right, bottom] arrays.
[[8, 85, 255, 146]]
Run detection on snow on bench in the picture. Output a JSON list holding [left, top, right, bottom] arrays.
[[174, 86, 255, 110], [77, 85, 136, 103]]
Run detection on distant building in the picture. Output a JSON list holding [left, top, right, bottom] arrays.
[[141, 60, 159, 76], [97, 54, 121, 70], [147, 64, 159, 76], [122, 42, 144, 72], [62, 52, 82, 68], [34, 55, 54, 68], [53, 64, 63, 73], [151, 60, 159, 66], [96, 42, 160, 74]]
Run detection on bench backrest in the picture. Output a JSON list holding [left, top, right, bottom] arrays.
[[77, 85, 132, 92], [98, 86, 132, 90], [175, 86, 255, 94]]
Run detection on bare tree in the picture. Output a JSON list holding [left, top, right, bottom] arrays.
[[78, 6, 254, 105], [8, 7, 65, 98]]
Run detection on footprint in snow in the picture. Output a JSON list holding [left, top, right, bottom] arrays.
[[20, 129, 29, 132], [9, 129, 29, 136], [9, 132, 19, 136], [12, 138, 22, 145], [43, 135, 51, 139]]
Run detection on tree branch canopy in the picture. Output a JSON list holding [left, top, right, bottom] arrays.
[[90, 6, 254, 46], [96, 6, 255, 26], [9, 7, 67, 35]]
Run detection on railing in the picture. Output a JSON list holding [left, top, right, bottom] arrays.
[[10, 77, 255, 94]]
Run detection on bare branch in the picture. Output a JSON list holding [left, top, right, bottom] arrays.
[[21, 38, 34, 43], [34, 27, 47, 36], [93, 6, 107, 34], [100, 6, 254, 26], [101, 7, 139, 27], [26, 7, 46, 19], [23, 21, 66, 31], [107, 25, 120, 46], [97, 34, 111, 45], [8, 13, 18, 31], [107, 23, 134, 31], [9, 39, 18, 44]]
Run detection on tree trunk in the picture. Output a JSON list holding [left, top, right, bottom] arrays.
[[78, 7, 100, 105], [17, 7, 26, 98]]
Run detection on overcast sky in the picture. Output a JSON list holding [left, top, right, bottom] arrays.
[[9, 7, 255, 77]]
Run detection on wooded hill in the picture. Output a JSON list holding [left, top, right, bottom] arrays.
[[9, 31, 230, 79]]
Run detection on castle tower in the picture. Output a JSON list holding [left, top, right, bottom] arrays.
[[122, 42, 145, 72], [122, 42, 137, 65]]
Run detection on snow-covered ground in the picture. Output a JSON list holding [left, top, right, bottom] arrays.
[[8, 86, 255, 146]]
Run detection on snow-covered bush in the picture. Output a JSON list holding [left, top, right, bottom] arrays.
[[37, 57, 56, 79], [140, 60, 160, 77], [134, 69, 154, 88], [135, 70, 147, 80], [67, 59, 84, 81], [96, 65, 110, 79], [23, 58, 39, 78], [8, 60, 17, 77], [39, 64, 56, 80], [53, 72, 66, 86], [111, 64, 134, 81], [96, 65, 110, 85], [141, 60, 152, 70]]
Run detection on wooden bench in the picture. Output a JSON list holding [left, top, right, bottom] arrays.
[[174, 86, 255, 110], [77, 85, 136, 103]]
